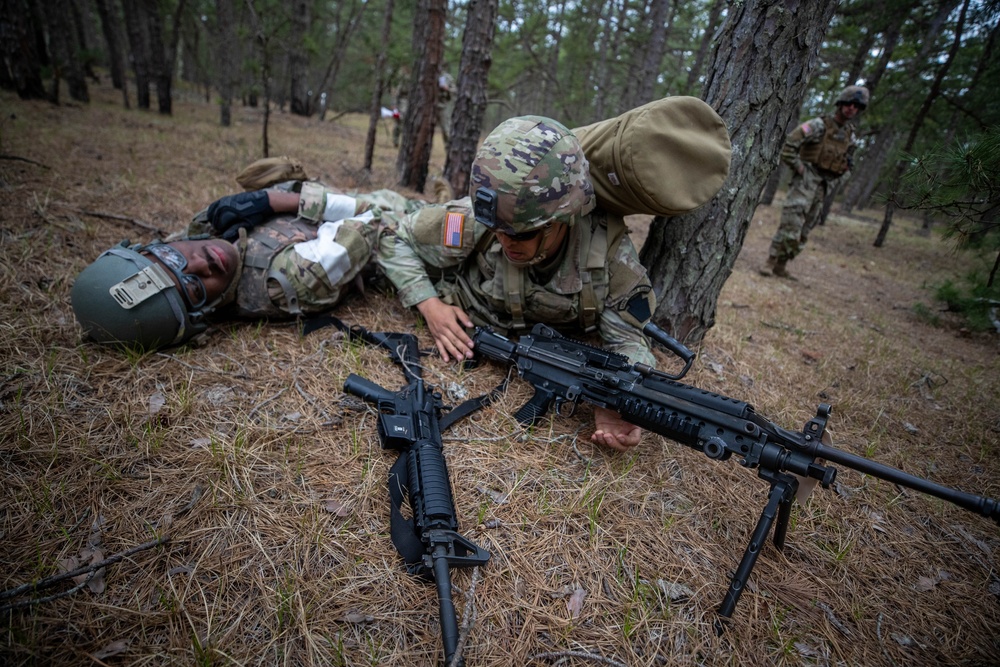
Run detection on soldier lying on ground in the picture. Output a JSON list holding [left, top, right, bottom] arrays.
[[71, 180, 431, 352]]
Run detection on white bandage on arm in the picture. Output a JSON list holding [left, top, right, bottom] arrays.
[[292, 211, 375, 286], [323, 193, 358, 223]]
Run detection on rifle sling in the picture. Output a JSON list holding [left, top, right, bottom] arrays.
[[304, 313, 506, 568]]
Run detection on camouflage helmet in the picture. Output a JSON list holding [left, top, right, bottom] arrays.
[[71, 241, 206, 352], [470, 116, 596, 234], [836, 85, 870, 109]]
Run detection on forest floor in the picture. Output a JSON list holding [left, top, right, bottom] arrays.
[[1, 79, 998, 667]]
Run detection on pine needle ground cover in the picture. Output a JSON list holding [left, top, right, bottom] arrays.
[[1, 81, 998, 666]]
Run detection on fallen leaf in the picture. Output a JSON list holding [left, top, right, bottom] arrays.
[[566, 588, 587, 619], [476, 486, 508, 504], [914, 576, 937, 592], [148, 391, 166, 416], [322, 499, 351, 517], [92, 639, 129, 660], [656, 579, 695, 602], [281, 412, 301, 422], [341, 612, 373, 624]]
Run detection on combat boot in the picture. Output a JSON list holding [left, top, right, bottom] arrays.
[[759, 256, 779, 277]]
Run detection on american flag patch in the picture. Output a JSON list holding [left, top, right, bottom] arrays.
[[801, 122, 812, 135], [443, 212, 465, 248]]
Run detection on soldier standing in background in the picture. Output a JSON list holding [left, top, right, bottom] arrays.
[[761, 85, 870, 278]]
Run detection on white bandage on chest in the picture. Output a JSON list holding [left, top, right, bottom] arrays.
[[323, 193, 358, 223]]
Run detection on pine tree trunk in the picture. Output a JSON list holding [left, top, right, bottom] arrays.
[[443, 0, 497, 198], [213, 0, 237, 127], [288, 0, 310, 115], [0, 0, 47, 99], [121, 0, 151, 109], [639, 0, 839, 345], [364, 0, 394, 171], [94, 0, 128, 105], [397, 0, 445, 193]]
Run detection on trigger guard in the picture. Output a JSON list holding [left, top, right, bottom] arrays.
[[554, 399, 577, 417]]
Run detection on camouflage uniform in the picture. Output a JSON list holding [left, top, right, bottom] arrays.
[[768, 115, 857, 267], [187, 181, 426, 318], [377, 199, 656, 367]]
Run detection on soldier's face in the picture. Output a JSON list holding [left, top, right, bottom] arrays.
[[496, 221, 568, 263], [143, 239, 239, 309], [837, 102, 860, 122]]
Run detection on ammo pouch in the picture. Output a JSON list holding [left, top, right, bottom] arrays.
[[573, 97, 732, 217]]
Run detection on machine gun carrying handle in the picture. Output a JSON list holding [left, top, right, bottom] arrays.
[[642, 322, 695, 380]]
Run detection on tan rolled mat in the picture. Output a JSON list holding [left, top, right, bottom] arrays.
[[573, 96, 731, 217], [235, 156, 311, 191]]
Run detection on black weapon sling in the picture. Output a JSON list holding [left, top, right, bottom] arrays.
[[304, 313, 506, 570]]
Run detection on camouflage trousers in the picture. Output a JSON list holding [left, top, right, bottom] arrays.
[[768, 166, 828, 263]]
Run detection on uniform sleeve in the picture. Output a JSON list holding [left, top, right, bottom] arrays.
[[599, 232, 656, 367], [377, 201, 477, 308], [780, 117, 826, 171]]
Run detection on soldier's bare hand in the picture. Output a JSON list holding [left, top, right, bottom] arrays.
[[416, 297, 475, 362], [591, 406, 642, 452]]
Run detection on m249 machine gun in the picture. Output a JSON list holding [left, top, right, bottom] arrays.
[[472, 322, 999, 629]]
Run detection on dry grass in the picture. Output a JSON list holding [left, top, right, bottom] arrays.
[[1, 79, 998, 666]]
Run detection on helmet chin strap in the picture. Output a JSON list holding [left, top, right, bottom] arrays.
[[503, 223, 561, 268]]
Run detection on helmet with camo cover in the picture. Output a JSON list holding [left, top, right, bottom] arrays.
[[71, 241, 221, 352], [836, 85, 870, 109], [470, 116, 596, 235]]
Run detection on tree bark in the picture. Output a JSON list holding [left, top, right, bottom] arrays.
[[364, 0, 394, 171], [288, 0, 310, 115], [121, 0, 151, 109], [42, 0, 89, 102], [94, 0, 129, 107], [639, 0, 839, 345], [0, 0, 47, 99], [629, 0, 672, 108], [443, 0, 498, 198], [397, 0, 446, 192], [212, 0, 237, 126]]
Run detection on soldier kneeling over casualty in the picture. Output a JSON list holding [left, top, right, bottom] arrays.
[[70, 166, 435, 353], [377, 116, 663, 453]]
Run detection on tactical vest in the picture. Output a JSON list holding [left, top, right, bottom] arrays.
[[447, 212, 627, 335], [235, 215, 317, 318], [799, 115, 852, 176]]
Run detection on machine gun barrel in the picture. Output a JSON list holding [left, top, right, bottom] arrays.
[[471, 323, 1000, 627]]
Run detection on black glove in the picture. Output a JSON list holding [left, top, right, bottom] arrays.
[[206, 190, 274, 242]]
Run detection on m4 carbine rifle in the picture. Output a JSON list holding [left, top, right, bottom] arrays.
[[343, 329, 489, 667], [472, 322, 1000, 629]]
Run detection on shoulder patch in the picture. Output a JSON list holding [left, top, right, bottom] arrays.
[[800, 122, 813, 135], [443, 212, 465, 248]]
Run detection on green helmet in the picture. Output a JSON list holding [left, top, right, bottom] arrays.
[[836, 85, 870, 109], [470, 116, 596, 235], [71, 241, 206, 351]]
